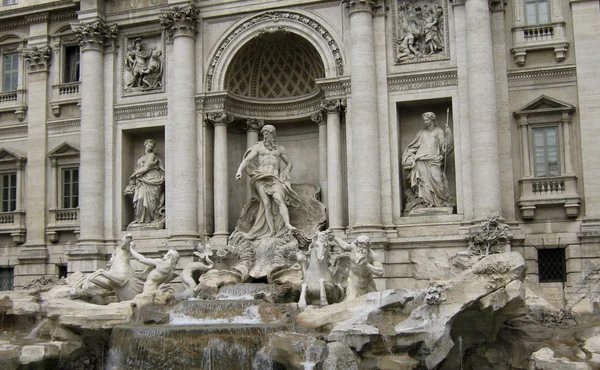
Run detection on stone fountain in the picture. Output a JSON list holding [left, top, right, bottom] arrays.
[[1, 128, 600, 369]]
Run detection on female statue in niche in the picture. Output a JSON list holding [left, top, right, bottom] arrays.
[[124, 139, 165, 229], [402, 111, 453, 213]]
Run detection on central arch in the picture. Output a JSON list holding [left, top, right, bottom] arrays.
[[206, 9, 345, 93]]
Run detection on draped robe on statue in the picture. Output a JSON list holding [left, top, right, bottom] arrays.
[[402, 126, 453, 208], [235, 146, 307, 240]]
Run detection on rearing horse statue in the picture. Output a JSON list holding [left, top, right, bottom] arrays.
[[71, 234, 142, 302], [298, 230, 344, 308]]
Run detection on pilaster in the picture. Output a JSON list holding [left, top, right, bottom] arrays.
[[311, 110, 328, 209]]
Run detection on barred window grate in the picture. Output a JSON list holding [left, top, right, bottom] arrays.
[[0, 267, 14, 291], [538, 248, 566, 282]]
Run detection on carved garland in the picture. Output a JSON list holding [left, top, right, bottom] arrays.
[[207, 10, 344, 92]]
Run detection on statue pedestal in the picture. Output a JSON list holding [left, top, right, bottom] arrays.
[[406, 207, 453, 217]]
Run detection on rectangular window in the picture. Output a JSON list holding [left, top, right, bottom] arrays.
[[525, 0, 550, 25], [538, 248, 566, 282], [58, 265, 68, 279], [0, 267, 14, 291], [0, 172, 16, 212], [3, 53, 18, 91], [62, 168, 79, 209], [533, 126, 560, 178], [3, 0, 17, 5], [63, 45, 80, 83]]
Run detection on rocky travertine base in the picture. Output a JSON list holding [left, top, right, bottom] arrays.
[[1, 252, 600, 369]]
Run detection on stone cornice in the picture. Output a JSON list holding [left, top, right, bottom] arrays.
[[315, 77, 351, 100], [0, 123, 28, 139], [114, 101, 168, 122], [388, 70, 458, 92], [507, 66, 576, 81], [72, 21, 118, 52], [0, 0, 76, 23], [160, 5, 200, 39], [46, 119, 80, 135]]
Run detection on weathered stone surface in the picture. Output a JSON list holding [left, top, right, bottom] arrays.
[[260, 332, 328, 370], [530, 348, 591, 370], [322, 342, 360, 370], [394, 252, 526, 369], [19, 344, 59, 364]]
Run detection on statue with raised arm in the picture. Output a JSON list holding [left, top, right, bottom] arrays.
[[331, 235, 384, 301], [235, 124, 305, 240], [402, 111, 454, 212], [130, 246, 180, 296], [124, 139, 165, 229]]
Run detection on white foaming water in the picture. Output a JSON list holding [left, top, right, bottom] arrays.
[[168, 305, 263, 325], [214, 293, 256, 300]]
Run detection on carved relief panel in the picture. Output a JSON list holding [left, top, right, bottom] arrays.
[[392, 0, 450, 64], [121, 31, 165, 96]]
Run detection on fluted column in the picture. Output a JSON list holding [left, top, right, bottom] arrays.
[[72, 22, 117, 245], [345, 0, 382, 233], [465, 0, 502, 219], [311, 111, 328, 208], [245, 119, 264, 203], [161, 6, 200, 244], [207, 112, 233, 245], [322, 100, 345, 231]]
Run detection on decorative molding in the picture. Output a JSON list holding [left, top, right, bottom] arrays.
[[387, 70, 458, 92], [46, 119, 80, 135], [205, 112, 234, 127], [160, 5, 200, 39], [107, 0, 167, 14], [343, 0, 378, 14], [320, 99, 345, 114], [72, 21, 118, 52], [114, 102, 168, 122], [315, 77, 351, 99], [245, 118, 265, 132], [507, 66, 576, 81], [200, 93, 227, 113], [392, 0, 450, 65], [22, 45, 51, 73], [0, 124, 28, 138], [224, 92, 324, 119], [311, 110, 325, 124], [206, 10, 344, 92]]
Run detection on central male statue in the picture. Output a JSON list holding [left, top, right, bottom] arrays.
[[235, 125, 303, 240]]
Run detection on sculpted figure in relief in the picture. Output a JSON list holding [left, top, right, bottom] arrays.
[[395, 0, 445, 63], [235, 125, 304, 240], [126, 39, 163, 90], [331, 235, 384, 301], [124, 139, 165, 229], [402, 112, 453, 210], [130, 245, 180, 296]]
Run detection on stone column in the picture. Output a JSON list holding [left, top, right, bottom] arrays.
[[321, 100, 345, 231], [311, 110, 328, 208], [517, 116, 531, 177], [16, 44, 52, 286], [465, 0, 502, 219], [68, 22, 117, 273], [245, 119, 264, 203], [345, 0, 382, 233], [161, 6, 201, 247], [207, 112, 233, 246]]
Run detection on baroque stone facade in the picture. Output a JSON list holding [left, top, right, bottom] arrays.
[[0, 0, 598, 309]]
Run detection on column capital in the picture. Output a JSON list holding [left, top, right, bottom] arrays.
[[72, 21, 118, 52], [311, 110, 326, 125], [22, 45, 51, 74], [342, 0, 384, 15], [245, 118, 264, 132], [160, 5, 200, 40], [320, 99, 346, 114], [205, 111, 233, 127]]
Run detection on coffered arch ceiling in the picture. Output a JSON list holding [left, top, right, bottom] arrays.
[[224, 32, 325, 100]]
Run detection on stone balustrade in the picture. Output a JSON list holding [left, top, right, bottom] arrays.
[[50, 82, 81, 117], [0, 210, 26, 243], [518, 175, 581, 220], [511, 22, 568, 66], [0, 90, 27, 121], [46, 208, 80, 243]]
